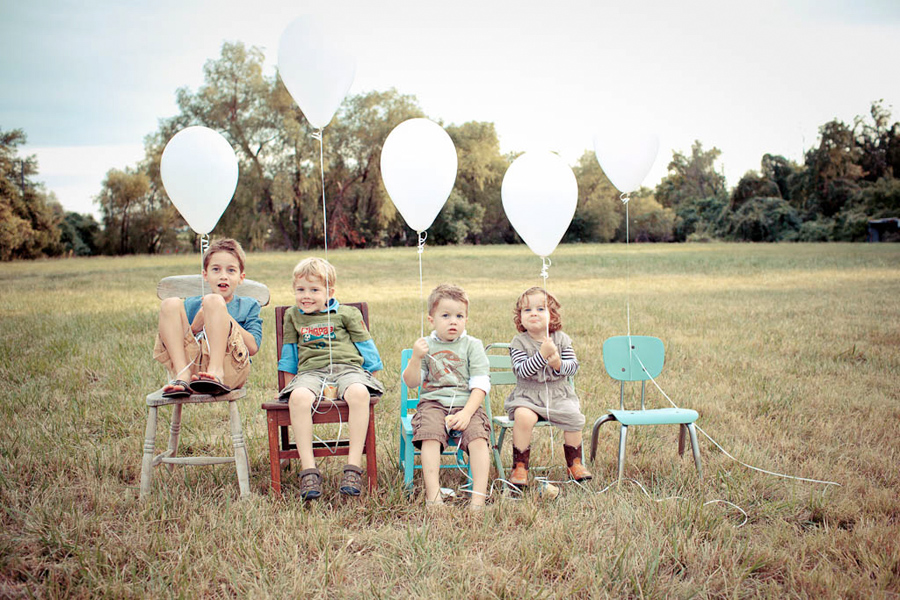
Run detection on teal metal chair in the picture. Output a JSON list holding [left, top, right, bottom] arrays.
[[398, 348, 498, 492], [488, 343, 572, 480], [589, 335, 702, 482]]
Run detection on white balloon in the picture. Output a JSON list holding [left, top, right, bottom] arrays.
[[160, 126, 239, 235], [592, 126, 659, 194], [501, 152, 578, 257], [381, 118, 458, 233], [278, 15, 356, 130]]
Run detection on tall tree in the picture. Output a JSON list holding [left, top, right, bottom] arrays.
[[96, 168, 174, 254], [0, 128, 63, 260], [568, 151, 621, 243], [655, 141, 727, 209]]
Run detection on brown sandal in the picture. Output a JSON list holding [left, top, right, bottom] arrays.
[[339, 464, 363, 496], [298, 468, 322, 500]]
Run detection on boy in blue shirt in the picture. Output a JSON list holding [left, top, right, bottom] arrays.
[[153, 238, 263, 397]]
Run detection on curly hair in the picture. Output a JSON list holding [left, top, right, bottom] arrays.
[[513, 286, 562, 333]]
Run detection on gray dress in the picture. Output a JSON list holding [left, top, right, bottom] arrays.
[[504, 331, 586, 431]]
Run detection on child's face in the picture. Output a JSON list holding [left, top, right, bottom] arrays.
[[293, 275, 333, 313], [428, 298, 468, 342], [520, 292, 550, 337], [202, 251, 245, 302]]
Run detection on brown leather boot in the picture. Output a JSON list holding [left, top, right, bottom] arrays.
[[509, 446, 530, 486], [564, 444, 593, 481]]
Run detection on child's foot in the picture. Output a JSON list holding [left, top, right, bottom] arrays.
[[189, 372, 232, 396], [298, 468, 322, 500], [339, 464, 363, 496], [162, 380, 191, 399]]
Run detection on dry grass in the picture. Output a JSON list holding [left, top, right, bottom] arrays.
[[0, 243, 898, 598]]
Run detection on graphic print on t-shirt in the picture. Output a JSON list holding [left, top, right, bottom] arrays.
[[301, 322, 335, 348], [422, 350, 464, 392]]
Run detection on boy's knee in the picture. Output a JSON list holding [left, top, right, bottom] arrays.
[[343, 384, 369, 405], [201, 293, 227, 311], [288, 389, 314, 411], [160, 297, 184, 316]]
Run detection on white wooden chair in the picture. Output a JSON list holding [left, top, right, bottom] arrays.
[[139, 275, 270, 499]]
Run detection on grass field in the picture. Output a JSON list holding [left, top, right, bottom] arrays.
[[1, 243, 898, 598]]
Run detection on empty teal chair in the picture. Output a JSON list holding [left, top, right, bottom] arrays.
[[398, 349, 497, 493], [589, 335, 702, 482]]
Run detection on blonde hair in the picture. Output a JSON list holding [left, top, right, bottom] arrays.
[[427, 283, 469, 316], [292, 257, 336, 288], [513, 286, 562, 333], [203, 238, 246, 273]]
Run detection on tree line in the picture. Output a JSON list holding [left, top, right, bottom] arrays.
[[2, 42, 898, 260]]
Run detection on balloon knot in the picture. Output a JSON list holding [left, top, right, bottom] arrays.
[[310, 129, 323, 141], [620, 193, 630, 205], [417, 231, 427, 255], [200, 234, 210, 255], [540, 256, 551, 280]]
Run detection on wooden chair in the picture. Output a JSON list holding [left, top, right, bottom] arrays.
[[398, 347, 498, 493], [139, 275, 270, 499], [589, 335, 702, 483], [260, 303, 379, 497]]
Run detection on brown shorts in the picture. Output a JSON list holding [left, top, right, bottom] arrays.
[[411, 399, 491, 453], [153, 317, 250, 389]]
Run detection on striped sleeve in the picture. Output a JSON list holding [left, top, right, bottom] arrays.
[[556, 346, 579, 376], [510, 346, 547, 378]]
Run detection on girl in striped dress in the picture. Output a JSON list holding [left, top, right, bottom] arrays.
[[504, 287, 592, 487]]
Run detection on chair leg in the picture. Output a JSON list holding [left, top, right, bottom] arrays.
[[228, 401, 251, 498], [678, 424, 686, 457], [266, 411, 283, 497], [617, 425, 628, 483], [590, 414, 617, 464], [402, 429, 414, 493], [494, 426, 507, 480], [140, 406, 158, 499], [687, 423, 702, 481], [166, 403, 183, 473], [365, 404, 378, 492]]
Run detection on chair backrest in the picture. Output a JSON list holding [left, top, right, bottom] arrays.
[[602, 335, 665, 382], [157, 274, 271, 307], [275, 302, 369, 389]]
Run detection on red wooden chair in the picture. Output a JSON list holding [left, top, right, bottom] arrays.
[[260, 303, 379, 497]]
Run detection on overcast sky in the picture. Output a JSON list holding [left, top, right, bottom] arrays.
[[2, 0, 899, 217]]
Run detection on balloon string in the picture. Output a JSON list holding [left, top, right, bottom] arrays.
[[621, 193, 631, 337], [199, 233, 210, 298], [313, 127, 334, 375], [418, 231, 427, 338]]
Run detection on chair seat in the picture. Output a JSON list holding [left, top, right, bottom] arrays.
[[608, 407, 698, 426], [492, 415, 552, 429], [147, 387, 247, 407]]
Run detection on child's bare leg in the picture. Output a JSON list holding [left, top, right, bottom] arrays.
[[420, 440, 442, 503], [344, 383, 370, 467], [512, 407, 539, 450], [158, 298, 191, 389], [563, 430, 583, 447], [197, 294, 229, 382], [288, 387, 317, 470], [467, 439, 491, 507]]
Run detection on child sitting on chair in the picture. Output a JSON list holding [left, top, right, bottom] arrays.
[[401, 284, 492, 510], [277, 257, 384, 500], [505, 286, 592, 488], [154, 238, 262, 398]]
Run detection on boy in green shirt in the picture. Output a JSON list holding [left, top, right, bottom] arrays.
[[277, 257, 384, 499]]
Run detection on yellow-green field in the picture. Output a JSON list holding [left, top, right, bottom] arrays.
[[1, 243, 898, 598]]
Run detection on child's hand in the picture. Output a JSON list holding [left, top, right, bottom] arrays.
[[411, 337, 429, 360], [541, 338, 561, 370], [445, 411, 472, 433]]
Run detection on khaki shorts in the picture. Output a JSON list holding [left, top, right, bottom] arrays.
[[153, 317, 250, 389], [278, 363, 384, 401], [411, 399, 491, 453]]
